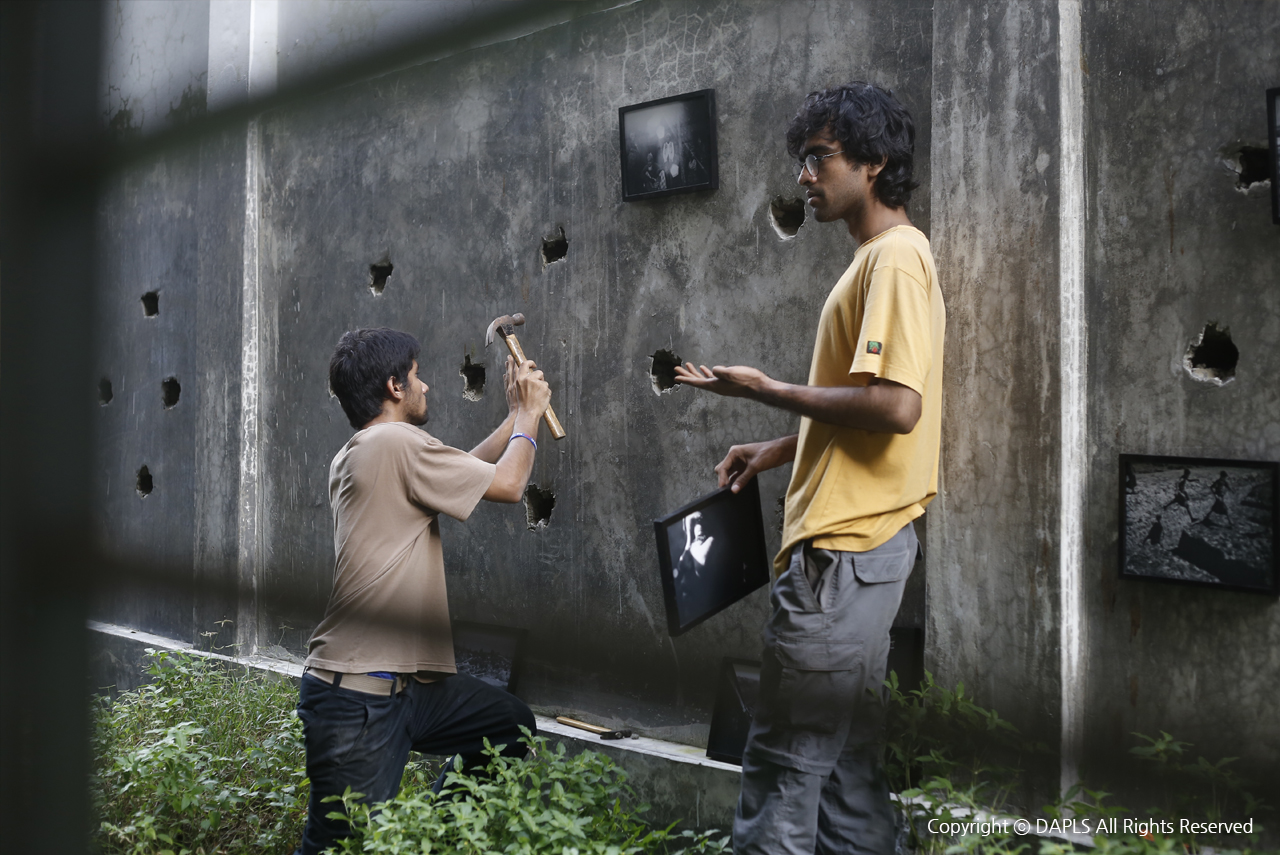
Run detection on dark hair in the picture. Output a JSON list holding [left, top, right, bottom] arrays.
[[328, 328, 420, 429], [785, 82, 918, 210]]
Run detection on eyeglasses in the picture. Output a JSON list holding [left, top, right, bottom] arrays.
[[796, 149, 844, 179]]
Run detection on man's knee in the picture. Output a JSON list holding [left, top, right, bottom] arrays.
[[497, 695, 536, 756]]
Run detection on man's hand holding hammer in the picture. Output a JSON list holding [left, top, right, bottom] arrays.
[[472, 355, 552, 502]]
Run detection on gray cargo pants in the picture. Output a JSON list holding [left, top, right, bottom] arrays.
[[733, 522, 918, 855]]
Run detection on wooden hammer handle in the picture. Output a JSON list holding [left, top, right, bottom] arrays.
[[502, 333, 566, 440]]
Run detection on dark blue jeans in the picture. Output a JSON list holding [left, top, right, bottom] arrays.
[[294, 672, 536, 855]]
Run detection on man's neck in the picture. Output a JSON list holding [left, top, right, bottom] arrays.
[[847, 204, 912, 245], [362, 406, 408, 430]]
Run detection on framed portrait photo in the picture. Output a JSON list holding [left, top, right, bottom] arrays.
[[653, 478, 771, 636], [1119, 454, 1279, 595], [619, 89, 718, 202]]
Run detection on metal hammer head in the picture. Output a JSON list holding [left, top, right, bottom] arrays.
[[484, 312, 525, 347]]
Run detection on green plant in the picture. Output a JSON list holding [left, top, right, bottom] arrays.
[[883, 669, 1046, 854], [881, 671, 1277, 855], [328, 730, 730, 855], [91, 649, 308, 854], [93, 650, 727, 855]]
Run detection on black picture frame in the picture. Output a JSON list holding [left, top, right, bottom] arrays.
[[452, 621, 528, 694], [653, 478, 771, 636], [1268, 87, 1279, 225], [706, 657, 761, 765], [1119, 454, 1279, 595], [619, 89, 718, 202]]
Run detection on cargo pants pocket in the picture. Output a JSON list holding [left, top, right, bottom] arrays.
[[759, 637, 864, 735]]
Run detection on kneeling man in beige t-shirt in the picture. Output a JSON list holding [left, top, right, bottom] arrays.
[[295, 327, 551, 855]]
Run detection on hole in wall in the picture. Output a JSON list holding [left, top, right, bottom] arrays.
[[776, 495, 786, 537], [99, 377, 113, 406], [460, 354, 485, 401], [1235, 148, 1270, 189], [541, 227, 568, 266], [369, 260, 394, 295], [524, 483, 555, 531], [1183, 322, 1238, 385], [141, 291, 159, 317], [136, 465, 153, 497], [161, 377, 181, 408], [769, 196, 806, 240], [649, 349, 681, 395], [1219, 143, 1271, 193]]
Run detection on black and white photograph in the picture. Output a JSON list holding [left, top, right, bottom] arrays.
[[619, 89, 718, 202], [452, 621, 528, 694], [653, 478, 771, 636], [1120, 454, 1279, 594]]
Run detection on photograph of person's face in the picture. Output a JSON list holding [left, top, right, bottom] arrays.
[[656, 481, 771, 635]]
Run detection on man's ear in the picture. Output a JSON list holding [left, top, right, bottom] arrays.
[[865, 156, 888, 182], [385, 375, 405, 402]]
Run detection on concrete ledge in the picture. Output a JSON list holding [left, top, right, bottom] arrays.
[[87, 621, 739, 831]]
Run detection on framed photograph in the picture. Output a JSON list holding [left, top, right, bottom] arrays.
[[1268, 87, 1279, 224], [452, 621, 528, 694], [706, 658, 761, 765], [653, 477, 771, 636], [1119, 454, 1279, 594], [619, 89, 718, 202]]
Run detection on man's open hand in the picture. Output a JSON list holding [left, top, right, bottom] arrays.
[[672, 363, 772, 399]]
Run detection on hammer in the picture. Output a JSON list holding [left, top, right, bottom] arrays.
[[485, 312, 566, 440]]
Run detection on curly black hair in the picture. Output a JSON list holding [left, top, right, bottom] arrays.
[[785, 82, 918, 210], [329, 328, 420, 429]]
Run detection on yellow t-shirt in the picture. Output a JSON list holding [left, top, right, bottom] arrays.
[[777, 225, 945, 572]]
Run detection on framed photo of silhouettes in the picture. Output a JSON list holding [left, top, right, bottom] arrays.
[[1119, 454, 1279, 594], [619, 89, 718, 202], [653, 478, 771, 636]]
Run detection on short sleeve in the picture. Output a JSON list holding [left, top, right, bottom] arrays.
[[402, 430, 496, 522], [849, 263, 932, 395]]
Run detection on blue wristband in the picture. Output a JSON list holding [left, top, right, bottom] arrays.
[[509, 432, 537, 451]]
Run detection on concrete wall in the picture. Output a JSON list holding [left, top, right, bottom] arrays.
[[91, 0, 1280, 808], [1080, 0, 1280, 801], [927, 0, 1280, 809], [93, 0, 934, 740], [928, 0, 1065, 804], [251, 0, 933, 724]]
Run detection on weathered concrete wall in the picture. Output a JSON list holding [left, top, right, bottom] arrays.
[[927, 0, 1065, 805], [100, 0, 210, 135], [93, 0, 934, 735], [90, 0, 1280, 812], [254, 0, 933, 719], [1080, 0, 1280, 798]]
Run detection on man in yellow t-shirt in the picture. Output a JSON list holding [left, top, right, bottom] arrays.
[[676, 82, 945, 855]]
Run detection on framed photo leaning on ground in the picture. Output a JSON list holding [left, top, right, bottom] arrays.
[[653, 478, 771, 636], [1119, 453, 1279, 594], [619, 89, 718, 202]]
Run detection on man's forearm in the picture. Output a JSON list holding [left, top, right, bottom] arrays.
[[754, 378, 920, 434], [469, 412, 517, 463], [484, 410, 541, 502]]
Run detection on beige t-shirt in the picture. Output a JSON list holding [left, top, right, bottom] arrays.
[[778, 225, 945, 572], [305, 422, 496, 674]]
